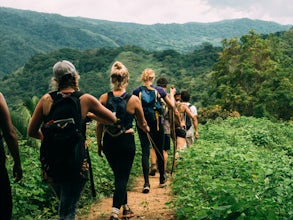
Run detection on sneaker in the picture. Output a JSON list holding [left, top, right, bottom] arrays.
[[122, 208, 135, 218], [159, 175, 167, 188], [142, 183, 150, 193], [149, 164, 157, 176], [109, 216, 118, 220]]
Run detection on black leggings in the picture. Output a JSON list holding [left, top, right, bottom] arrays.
[[103, 132, 136, 209], [138, 121, 164, 184]]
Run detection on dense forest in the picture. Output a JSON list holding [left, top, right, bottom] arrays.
[[1, 29, 293, 122], [0, 7, 292, 76]]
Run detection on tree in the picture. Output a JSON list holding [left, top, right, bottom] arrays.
[[210, 30, 292, 120]]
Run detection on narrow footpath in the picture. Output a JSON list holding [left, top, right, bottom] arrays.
[[79, 174, 175, 220]]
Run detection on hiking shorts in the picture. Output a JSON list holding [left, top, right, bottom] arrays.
[[175, 127, 186, 138]]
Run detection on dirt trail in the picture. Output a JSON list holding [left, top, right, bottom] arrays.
[[79, 174, 175, 220]]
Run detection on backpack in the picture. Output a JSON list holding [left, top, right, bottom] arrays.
[[185, 104, 192, 130], [40, 91, 86, 181], [139, 86, 162, 124], [160, 95, 169, 120], [104, 91, 132, 137]]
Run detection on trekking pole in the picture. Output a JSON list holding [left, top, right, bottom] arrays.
[[87, 148, 96, 198], [146, 132, 164, 160]]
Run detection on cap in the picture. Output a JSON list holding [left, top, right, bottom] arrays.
[[53, 60, 76, 81]]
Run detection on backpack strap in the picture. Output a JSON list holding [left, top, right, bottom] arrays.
[[106, 91, 131, 104]]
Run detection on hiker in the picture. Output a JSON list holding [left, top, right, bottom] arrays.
[[133, 68, 177, 193], [149, 77, 176, 176], [174, 90, 181, 102], [0, 92, 23, 220], [180, 90, 199, 146], [96, 61, 150, 220], [174, 90, 197, 151], [27, 60, 117, 220]]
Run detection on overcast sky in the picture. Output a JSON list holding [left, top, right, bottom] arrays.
[[1, 0, 292, 25]]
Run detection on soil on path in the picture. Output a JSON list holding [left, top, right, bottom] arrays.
[[79, 174, 175, 220]]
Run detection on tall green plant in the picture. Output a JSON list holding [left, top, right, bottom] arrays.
[[11, 96, 39, 147]]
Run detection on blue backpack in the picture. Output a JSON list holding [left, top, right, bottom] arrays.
[[139, 86, 162, 124]]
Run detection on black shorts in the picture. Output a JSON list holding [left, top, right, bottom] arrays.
[[175, 127, 186, 138]]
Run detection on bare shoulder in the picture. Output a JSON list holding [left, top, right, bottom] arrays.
[[128, 94, 140, 105], [99, 93, 108, 105], [0, 92, 4, 105]]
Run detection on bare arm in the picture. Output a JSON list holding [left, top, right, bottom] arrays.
[[81, 94, 117, 125], [193, 115, 199, 139], [27, 95, 46, 140], [164, 87, 176, 109], [0, 93, 23, 182], [185, 106, 199, 138], [95, 122, 104, 157], [130, 96, 149, 133], [87, 112, 114, 124]]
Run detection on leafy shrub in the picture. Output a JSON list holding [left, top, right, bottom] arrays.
[[198, 105, 240, 124], [171, 117, 293, 219]]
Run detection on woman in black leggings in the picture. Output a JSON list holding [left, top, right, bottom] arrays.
[[96, 61, 149, 220]]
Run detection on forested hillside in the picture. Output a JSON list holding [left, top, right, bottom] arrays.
[[2, 28, 292, 122], [1, 44, 221, 107], [0, 7, 291, 76]]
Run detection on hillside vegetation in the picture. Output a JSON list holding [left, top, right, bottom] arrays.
[[0, 7, 292, 76], [6, 117, 293, 219], [1, 28, 293, 121], [173, 117, 293, 219]]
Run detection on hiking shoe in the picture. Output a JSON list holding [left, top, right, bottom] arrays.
[[159, 175, 167, 188], [149, 164, 157, 176], [142, 183, 150, 193], [122, 208, 135, 218], [109, 216, 118, 220]]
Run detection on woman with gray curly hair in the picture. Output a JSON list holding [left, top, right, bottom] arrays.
[[28, 60, 117, 220]]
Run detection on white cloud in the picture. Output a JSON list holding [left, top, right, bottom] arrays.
[[0, 0, 292, 25]]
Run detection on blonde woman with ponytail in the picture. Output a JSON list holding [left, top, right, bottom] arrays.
[[96, 61, 149, 220]]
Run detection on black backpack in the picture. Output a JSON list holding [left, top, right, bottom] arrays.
[[185, 104, 192, 130], [104, 91, 132, 136], [40, 91, 86, 181], [139, 86, 162, 124]]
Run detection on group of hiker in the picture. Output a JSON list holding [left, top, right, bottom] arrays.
[[0, 60, 198, 220]]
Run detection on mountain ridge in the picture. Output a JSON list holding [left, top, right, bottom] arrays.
[[0, 7, 292, 76]]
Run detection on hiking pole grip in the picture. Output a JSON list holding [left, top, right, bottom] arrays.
[[87, 149, 96, 198]]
